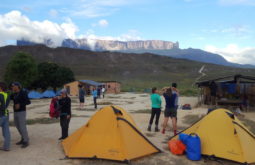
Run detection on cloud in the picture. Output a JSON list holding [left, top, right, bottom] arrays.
[[204, 25, 252, 39], [69, 0, 147, 18], [0, 10, 78, 47], [219, 0, 255, 6], [98, 19, 108, 27], [78, 29, 142, 50], [0, 10, 142, 48], [92, 19, 109, 27], [49, 9, 58, 18], [204, 44, 255, 65]]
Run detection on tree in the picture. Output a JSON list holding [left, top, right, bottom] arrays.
[[34, 62, 74, 91], [4, 52, 37, 88]]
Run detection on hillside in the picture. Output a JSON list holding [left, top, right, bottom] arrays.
[[17, 39, 254, 68], [0, 45, 254, 93], [115, 48, 254, 68]]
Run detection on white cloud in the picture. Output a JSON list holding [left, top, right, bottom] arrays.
[[77, 29, 142, 50], [219, 0, 255, 6], [79, 29, 142, 41], [204, 44, 255, 65], [98, 19, 108, 27], [0, 10, 78, 47], [0, 10, 143, 48], [49, 9, 58, 17], [92, 19, 109, 27], [204, 25, 252, 39], [70, 0, 146, 18]]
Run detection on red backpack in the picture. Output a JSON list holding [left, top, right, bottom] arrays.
[[49, 98, 60, 118]]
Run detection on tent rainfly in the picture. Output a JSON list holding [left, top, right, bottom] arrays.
[[171, 109, 255, 164], [62, 106, 161, 162]]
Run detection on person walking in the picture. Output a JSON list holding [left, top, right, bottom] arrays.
[[97, 87, 101, 99], [11, 82, 30, 148], [0, 82, 11, 151], [162, 87, 178, 135], [92, 88, 98, 109], [101, 87, 106, 98], [78, 85, 85, 109], [58, 89, 71, 140], [147, 87, 161, 132]]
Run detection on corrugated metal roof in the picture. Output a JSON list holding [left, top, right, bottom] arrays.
[[79, 80, 104, 86]]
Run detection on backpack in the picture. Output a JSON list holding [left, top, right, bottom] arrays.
[[49, 98, 60, 118]]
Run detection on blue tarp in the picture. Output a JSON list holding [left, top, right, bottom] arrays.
[[42, 90, 56, 98], [79, 80, 103, 86], [28, 91, 42, 99], [56, 90, 61, 96]]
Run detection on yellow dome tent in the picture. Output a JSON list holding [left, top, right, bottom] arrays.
[[62, 106, 161, 162], [171, 109, 255, 164]]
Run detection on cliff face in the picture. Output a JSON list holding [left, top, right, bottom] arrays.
[[62, 39, 179, 51]]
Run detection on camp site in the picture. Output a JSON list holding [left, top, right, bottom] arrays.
[[1, 82, 255, 165], [1, 1, 255, 164]]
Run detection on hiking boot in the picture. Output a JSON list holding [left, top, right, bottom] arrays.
[[21, 142, 29, 148], [155, 126, 160, 132], [147, 125, 151, 131], [16, 140, 24, 145], [58, 137, 64, 140]]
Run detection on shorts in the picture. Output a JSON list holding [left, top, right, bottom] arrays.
[[79, 98, 85, 103], [164, 107, 177, 118]]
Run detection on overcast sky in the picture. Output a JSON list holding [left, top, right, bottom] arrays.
[[0, 0, 255, 64]]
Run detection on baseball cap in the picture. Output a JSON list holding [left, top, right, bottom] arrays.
[[12, 82, 22, 88]]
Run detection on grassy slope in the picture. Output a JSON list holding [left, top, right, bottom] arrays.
[[0, 45, 254, 94]]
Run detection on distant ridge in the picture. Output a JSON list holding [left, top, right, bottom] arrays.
[[16, 39, 254, 69]]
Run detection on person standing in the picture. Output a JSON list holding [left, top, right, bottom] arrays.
[[101, 87, 106, 98], [147, 87, 161, 132], [97, 87, 101, 99], [78, 85, 85, 109], [162, 87, 178, 135], [58, 89, 71, 140], [171, 83, 179, 112], [11, 82, 30, 148], [92, 88, 98, 109], [0, 82, 11, 151]]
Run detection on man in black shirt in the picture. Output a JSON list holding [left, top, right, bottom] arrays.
[[11, 82, 30, 148], [58, 89, 71, 140]]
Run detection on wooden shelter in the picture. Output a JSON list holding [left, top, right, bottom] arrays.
[[196, 74, 255, 111], [64, 80, 104, 96], [100, 81, 121, 94], [64, 80, 121, 96]]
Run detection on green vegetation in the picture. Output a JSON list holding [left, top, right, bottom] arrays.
[[1, 46, 255, 95], [32, 62, 75, 90], [4, 52, 37, 87]]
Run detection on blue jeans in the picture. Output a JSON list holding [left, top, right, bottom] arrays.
[[0, 116, 11, 150]]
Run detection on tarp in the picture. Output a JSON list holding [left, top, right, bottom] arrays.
[[42, 90, 56, 98], [62, 105, 160, 162], [28, 91, 42, 99], [171, 109, 255, 164], [79, 80, 103, 87]]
